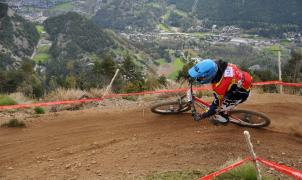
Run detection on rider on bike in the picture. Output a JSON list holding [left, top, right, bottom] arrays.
[[188, 59, 252, 125]]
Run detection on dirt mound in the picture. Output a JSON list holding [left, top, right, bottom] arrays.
[[0, 93, 302, 179]]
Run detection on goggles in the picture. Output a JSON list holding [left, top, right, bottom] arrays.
[[197, 77, 206, 82]]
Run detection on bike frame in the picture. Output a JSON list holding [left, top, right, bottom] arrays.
[[187, 83, 209, 111], [187, 83, 242, 123]]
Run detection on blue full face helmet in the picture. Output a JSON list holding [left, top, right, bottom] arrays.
[[188, 59, 218, 84]]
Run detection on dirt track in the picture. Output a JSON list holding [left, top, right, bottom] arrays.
[[0, 93, 302, 180]]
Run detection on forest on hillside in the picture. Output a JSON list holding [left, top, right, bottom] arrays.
[[167, 0, 302, 37]]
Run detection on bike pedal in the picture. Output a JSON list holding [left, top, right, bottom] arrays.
[[210, 115, 230, 126], [210, 119, 228, 126]]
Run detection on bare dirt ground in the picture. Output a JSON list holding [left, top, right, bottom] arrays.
[[0, 93, 302, 180]]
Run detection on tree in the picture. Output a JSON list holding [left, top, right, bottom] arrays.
[[121, 54, 143, 82], [283, 49, 302, 83], [101, 54, 116, 80], [91, 60, 103, 87]]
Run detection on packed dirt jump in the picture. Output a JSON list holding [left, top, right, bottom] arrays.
[[0, 93, 302, 180]]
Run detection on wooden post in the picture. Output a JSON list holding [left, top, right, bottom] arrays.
[[272, 46, 283, 94], [277, 50, 283, 94], [102, 69, 120, 98], [244, 131, 262, 180]]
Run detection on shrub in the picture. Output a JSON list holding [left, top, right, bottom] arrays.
[[88, 88, 107, 98], [8, 92, 30, 104], [34, 107, 45, 114], [122, 81, 145, 93], [122, 96, 138, 101], [0, 96, 17, 106], [45, 88, 87, 101], [2, 119, 25, 128]]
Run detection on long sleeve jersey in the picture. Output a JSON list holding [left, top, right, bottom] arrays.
[[203, 60, 252, 117]]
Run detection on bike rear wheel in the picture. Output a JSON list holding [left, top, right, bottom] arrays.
[[229, 109, 271, 128], [151, 101, 191, 114]]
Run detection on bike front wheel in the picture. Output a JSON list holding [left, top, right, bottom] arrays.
[[151, 101, 191, 114], [229, 109, 271, 128]]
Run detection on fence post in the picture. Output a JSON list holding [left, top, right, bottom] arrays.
[[102, 69, 120, 98], [244, 131, 262, 180]]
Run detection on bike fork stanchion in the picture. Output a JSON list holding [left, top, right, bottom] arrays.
[[244, 131, 262, 180]]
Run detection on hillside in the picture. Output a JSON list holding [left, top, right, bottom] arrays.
[[92, 0, 163, 32], [92, 0, 302, 37], [168, 0, 302, 26], [44, 12, 153, 63], [43, 12, 156, 91], [0, 3, 39, 70], [44, 12, 116, 59], [167, 0, 302, 36]]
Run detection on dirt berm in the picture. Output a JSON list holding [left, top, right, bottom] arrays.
[[0, 93, 302, 179]]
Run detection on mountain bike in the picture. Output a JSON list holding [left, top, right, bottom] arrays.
[[151, 83, 271, 128]]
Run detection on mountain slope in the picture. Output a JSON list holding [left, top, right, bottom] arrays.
[[43, 12, 155, 90], [167, 0, 302, 33], [44, 12, 153, 65], [44, 12, 115, 59], [0, 3, 39, 70], [92, 0, 163, 32], [92, 0, 302, 36]]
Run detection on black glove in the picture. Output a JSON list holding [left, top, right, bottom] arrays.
[[192, 112, 203, 122]]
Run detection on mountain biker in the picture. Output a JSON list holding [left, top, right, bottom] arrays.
[[188, 59, 252, 125]]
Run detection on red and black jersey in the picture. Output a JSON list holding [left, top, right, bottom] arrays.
[[202, 60, 252, 117], [212, 63, 252, 106]]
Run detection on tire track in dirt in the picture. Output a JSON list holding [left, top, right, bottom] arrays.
[[0, 93, 302, 179]]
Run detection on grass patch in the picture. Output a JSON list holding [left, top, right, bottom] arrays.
[[155, 58, 167, 65], [192, 32, 209, 38], [158, 23, 171, 32], [34, 107, 45, 114], [33, 53, 50, 63], [280, 39, 291, 46], [37, 45, 50, 54], [143, 159, 276, 180], [268, 45, 281, 51], [1, 119, 25, 128], [36, 25, 44, 35], [33, 45, 51, 63], [161, 10, 171, 20], [146, 170, 205, 180], [215, 161, 275, 180], [146, 2, 161, 8], [172, 58, 184, 69], [164, 58, 184, 80], [48, 2, 74, 14], [173, 9, 187, 17], [0, 96, 17, 106], [53, 2, 73, 11], [167, 71, 180, 80]]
